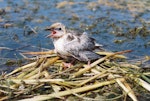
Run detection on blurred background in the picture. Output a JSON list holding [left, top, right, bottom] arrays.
[[0, 0, 150, 72]]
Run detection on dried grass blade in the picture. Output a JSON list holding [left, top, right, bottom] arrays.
[[0, 89, 10, 94], [43, 71, 50, 78], [96, 51, 127, 59], [52, 81, 77, 88], [119, 63, 140, 69], [51, 84, 61, 93], [73, 50, 131, 78], [78, 68, 112, 86], [9, 79, 64, 84], [137, 78, 150, 91], [22, 50, 54, 55], [42, 57, 60, 68], [23, 57, 59, 79], [0, 96, 9, 101], [27, 71, 45, 79], [23, 68, 40, 79], [17, 71, 30, 79], [0, 84, 17, 90], [141, 75, 150, 84], [23, 58, 46, 79], [6, 62, 37, 77], [19, 78, 122, 101], [72, 56, 108, 78], [116, 78, 138, 101]]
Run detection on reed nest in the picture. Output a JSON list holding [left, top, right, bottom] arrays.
[[0, 50, 150, 101]]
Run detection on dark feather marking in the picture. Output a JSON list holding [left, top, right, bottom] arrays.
[[67, 35, 74, 41], [77, 37, 80, 43]]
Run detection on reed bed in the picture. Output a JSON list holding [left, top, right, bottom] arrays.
[[0, 50, 149, 101]]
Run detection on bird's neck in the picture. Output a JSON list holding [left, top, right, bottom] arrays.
[[53, 35, 65, 42], [53, 37, 60, 42]]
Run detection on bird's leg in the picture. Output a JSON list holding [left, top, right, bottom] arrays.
[[70, 59, 76, 64], [88, 61, 91, 66], [62, 59, 76, 68]]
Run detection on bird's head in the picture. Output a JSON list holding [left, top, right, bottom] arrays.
[[45, 22, 66, 38]]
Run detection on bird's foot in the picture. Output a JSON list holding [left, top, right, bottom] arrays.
[[62, 62, 73, 69]]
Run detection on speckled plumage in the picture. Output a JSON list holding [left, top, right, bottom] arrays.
[[46, 23, 102, 62]]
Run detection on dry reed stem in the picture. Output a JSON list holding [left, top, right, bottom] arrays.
[[9, 79, 64, 84], [96, 51, 127, 59], [22, 50, 54, 55], [73, 50, 131, 77], [0, 89, 10, 94], [119, 63, 140, 69], [111, 74, 138, 101], [17, 72, 30, 79], [78, 67, 113, 86], [43, 71, 50, 78], [0, 84, 17, 90], [19, 78, 124, 101], [90, 68, 101, 74], [123, 81, 138, 101], [51, 81, 77, 88], [136, 78, 150, 91], [42, 57, 59, 68], [23, 57, 59, 79], [6, 62, 37, 77], [27, 71, 49, 79], [23, 67, 41, 79], [32, 58, 46, 69], [51, 84, 61, 93], [0, 96, 9, 101], [141, 75, 150, 83]]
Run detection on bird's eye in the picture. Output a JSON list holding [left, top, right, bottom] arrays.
[[55, 28, 62, 31], [58, 28, 61, 30]]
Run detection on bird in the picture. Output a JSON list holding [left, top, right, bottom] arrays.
[[45, 22, 103, 65]]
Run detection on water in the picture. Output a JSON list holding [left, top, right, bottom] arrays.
[[0, 0, 150, 71]]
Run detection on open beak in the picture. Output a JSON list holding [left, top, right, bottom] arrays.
[[46, 34, 53, 38], [44, 27, 52, 31], [45, 27, 53, 38]]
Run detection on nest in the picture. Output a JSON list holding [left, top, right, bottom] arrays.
[[0, 50, 150, 101]]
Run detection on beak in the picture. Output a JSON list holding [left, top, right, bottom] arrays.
[[46, 34, 53, 38], [45, 26, 55, 38], [45, 27, 52, 38], [45, 26, 54, 31]]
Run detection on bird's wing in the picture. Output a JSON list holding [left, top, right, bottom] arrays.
[[75, 51, 101, 61], [64, 32, 101, 61], [64, 32, 95, 51]]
